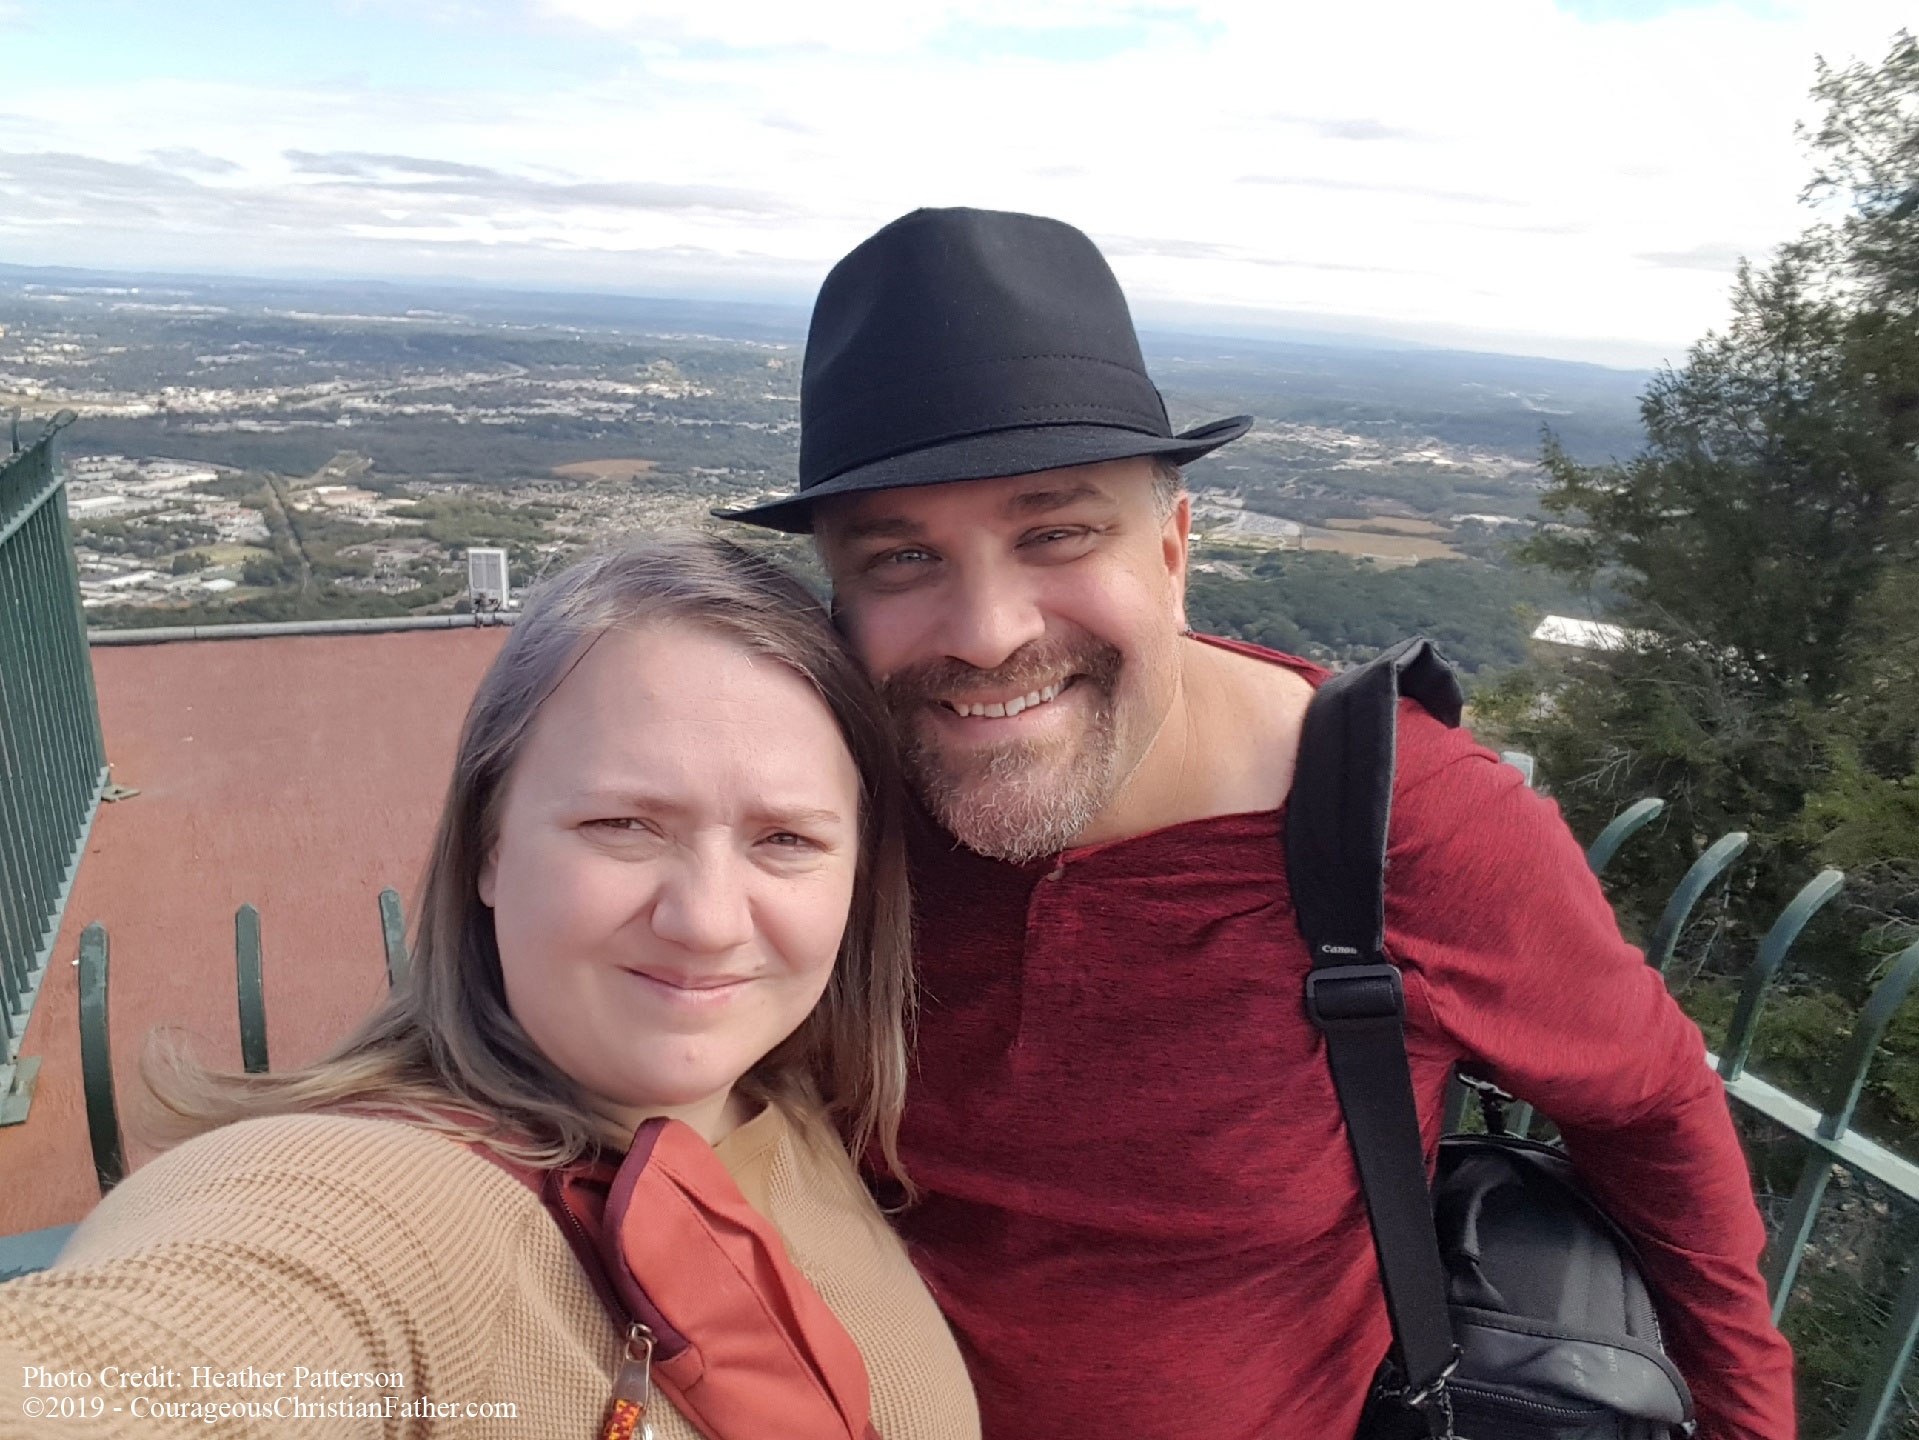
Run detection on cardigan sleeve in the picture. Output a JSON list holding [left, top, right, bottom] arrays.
[[0, 1113, 540, 1439], [1383, 714, 1795, 1440]]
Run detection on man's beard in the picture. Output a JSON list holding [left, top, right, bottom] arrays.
[[881, 637, 1126, 864]]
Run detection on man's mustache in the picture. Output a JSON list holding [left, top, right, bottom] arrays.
[[879, 638, 1124, 713]]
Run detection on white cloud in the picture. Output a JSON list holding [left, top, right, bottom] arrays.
[[533, 0, 1202, 53], [0, 0, 1911, 363]]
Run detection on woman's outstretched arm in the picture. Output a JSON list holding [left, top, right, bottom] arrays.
[[0, 1112, 594, 1438]]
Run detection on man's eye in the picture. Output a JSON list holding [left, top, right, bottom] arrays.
[[1022, 525, 1097, 552], [856, 546, 939, 588]]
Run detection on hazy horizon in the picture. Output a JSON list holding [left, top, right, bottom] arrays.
[[0, 256, 1667, 373]]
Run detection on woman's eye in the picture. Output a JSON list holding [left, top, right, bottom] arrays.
[[762, 831, 815, 849]]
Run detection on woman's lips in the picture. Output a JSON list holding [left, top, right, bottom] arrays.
[[622, 968, 757, 1005]]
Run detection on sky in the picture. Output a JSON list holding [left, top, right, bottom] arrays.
[[0, 0, 1909, 367]]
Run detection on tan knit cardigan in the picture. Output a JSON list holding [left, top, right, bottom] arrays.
[[0, 1109, 979, 1439]]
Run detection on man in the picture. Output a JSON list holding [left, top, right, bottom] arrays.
[[725, 207, 1793, 1439]]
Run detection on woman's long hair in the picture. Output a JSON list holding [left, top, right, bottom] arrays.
[[147, 533, 915, 1178]]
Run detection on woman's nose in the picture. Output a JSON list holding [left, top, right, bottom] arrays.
[[648, 851, 755, 954]]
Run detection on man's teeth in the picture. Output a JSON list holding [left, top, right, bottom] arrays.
[[949, 681, 1063, 719]]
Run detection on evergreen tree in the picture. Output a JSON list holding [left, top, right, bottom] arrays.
[[1491, 29, 1919, 962], [1805, 31, 1919, 312], [1523, 253, 1907, 705]]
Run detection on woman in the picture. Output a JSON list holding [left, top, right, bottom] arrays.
[[0, 535, 979, 1440]]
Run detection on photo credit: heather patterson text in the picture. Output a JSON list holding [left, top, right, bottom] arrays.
[[15, 1363, 522, 1425]]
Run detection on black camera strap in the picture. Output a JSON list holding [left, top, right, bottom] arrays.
[[1290, 639, 1464, 1433]]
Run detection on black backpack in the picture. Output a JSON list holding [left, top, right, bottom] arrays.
[[1288, 638, 1696, 1440]]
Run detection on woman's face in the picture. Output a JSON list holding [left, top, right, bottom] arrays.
[[480, 621, 862, 1141]]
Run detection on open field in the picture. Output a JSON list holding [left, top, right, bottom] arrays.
[[1303, 529, 1462, 561], [552, 458, 662, 482]]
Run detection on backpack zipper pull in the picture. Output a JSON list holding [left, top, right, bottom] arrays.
[[600, 1322, 656, 1440]]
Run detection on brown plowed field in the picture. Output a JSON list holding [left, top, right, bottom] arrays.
[[1323, 516, 1450, 536], [551, 458, 660, 482]]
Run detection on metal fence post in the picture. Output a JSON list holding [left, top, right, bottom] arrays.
[[235, 904, 269, 1075], [1719, 870, 1845, 1083], [1843, 1254, 1919, 1440], [77, 922, 124, 1193], [1645, 831, 1749, 975], [379, 889, 410, 990], [1585, 797, 1667, 876], [1766, 940, 1919, 1322]]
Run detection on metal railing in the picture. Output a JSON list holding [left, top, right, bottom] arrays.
[[0, 413, 105, 1125], [75, 888, 412, 1194], [0, 888, 408, 1277], [1548, 782, 1919, 1440]]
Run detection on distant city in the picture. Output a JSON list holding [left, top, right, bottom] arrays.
[[0, 264, 1644, 669]]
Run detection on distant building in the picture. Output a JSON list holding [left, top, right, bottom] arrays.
[[67, 454, 133, 483], [1196, 509, 1304, 548], [1227, 512, 1301, 540], [1532, 614, 1650, 651], [140, 459, 219, 486], [466, 547, 509, 610], [68, 494, 131, 516]]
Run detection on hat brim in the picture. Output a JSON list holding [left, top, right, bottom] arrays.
[[715, 415, 1253, 534]]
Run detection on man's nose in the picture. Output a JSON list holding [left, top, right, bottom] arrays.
[[649, 850, 755, 954], [935, 566, 1047, 673]]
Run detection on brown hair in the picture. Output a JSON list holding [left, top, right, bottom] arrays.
[[148, 533, 915, 1178]]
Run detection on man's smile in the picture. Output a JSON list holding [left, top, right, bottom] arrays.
[[938, 678, 1071, 720]]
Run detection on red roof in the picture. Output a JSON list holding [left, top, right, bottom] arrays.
[[0, 627, 508, 1234]]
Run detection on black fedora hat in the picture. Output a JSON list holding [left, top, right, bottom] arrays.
[[720, 207, 1252, 532]]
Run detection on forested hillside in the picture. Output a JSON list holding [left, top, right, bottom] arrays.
[[1186, 551, 1571, 674]]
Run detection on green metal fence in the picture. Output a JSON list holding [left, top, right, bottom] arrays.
[[0, 412, 106, 1125], [1552, 786, 1919, 1439]]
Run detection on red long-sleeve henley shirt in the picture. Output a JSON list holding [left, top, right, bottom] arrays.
[[890, 641, 1794, 1440]]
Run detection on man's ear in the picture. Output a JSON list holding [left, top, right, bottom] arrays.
[[1163, 491, 1193, 631]]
